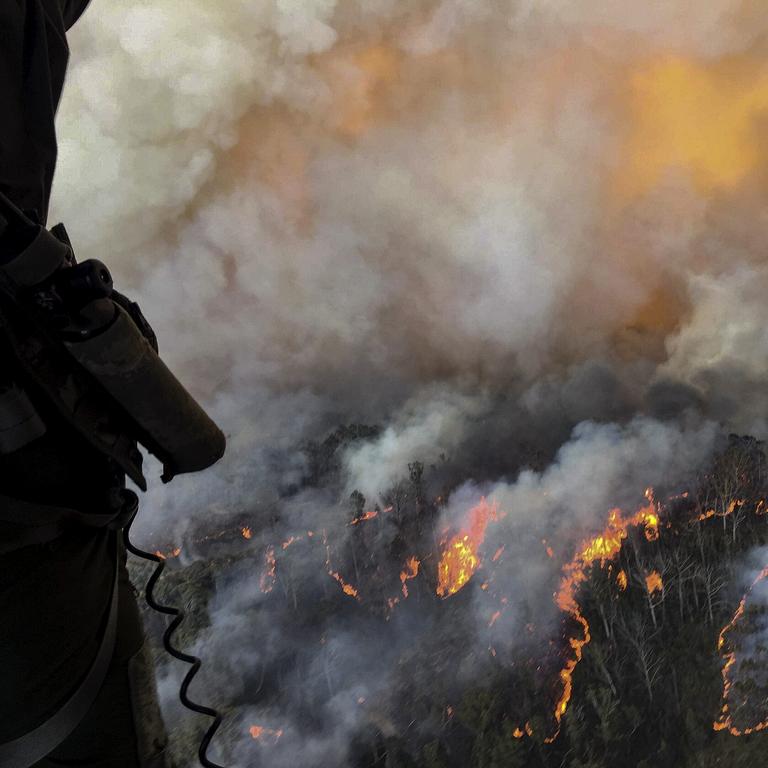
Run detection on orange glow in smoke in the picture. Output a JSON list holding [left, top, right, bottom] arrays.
[[320, 44, 402, 138], [622, 56, 768, 197]]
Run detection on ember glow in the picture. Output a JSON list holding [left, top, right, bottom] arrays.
[[645, 571, 663, 595], [436, 498, 499, 599], [259, 546, 277, 594], [324, 531, 360, 600], [400, 557, 420, 598], [696, 498, 745, 523], [249, 725, 284, 744], [349, 510, 379, 526], [153, 547, 181, 560], [330, 571, 360, 599]]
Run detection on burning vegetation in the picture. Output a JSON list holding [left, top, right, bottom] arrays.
[[132, 432, 768, 768], [436, 498, 499, 598]]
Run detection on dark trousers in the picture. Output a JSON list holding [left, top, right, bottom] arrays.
[[0, 383, 170, 766], [32, 639, 170, 768]]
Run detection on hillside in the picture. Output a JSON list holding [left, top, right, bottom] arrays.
[[131, 434, 768, 768]]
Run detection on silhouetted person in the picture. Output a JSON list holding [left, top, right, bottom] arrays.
[[1, 3, 170, 766]]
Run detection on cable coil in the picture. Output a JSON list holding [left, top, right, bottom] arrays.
[[124, 516, 225, 768]]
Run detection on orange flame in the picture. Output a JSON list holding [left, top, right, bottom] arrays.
[[259, 546, 276, 594], [697, 498, 744, 522], [350, 510, 378, 526], [323, 530, 360, 600], [400, 557, 420, 598], [547, 492, 661, 742], [436, 498, 499, 598], [330, 571, 359, 598], [617, 569, 628, 591], [154, 547, 181, 560], [241, 526, 252, 540], [645, 570, 663, 595], [249, 725, 284, 744]]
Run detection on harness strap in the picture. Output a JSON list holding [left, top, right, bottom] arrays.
[[0, 490, 138, 767], [0, 491, 135, 554]]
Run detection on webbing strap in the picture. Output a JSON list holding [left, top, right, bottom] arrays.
[[0, 492, 135, 554], [0, 532, 120, 768]]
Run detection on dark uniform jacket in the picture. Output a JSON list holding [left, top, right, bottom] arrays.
[[0, 0, 143, 743]]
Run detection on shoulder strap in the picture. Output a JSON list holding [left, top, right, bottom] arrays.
[[0, 490, 137, 554]]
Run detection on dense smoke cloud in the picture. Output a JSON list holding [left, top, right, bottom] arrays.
[[52, 0, 768, 764]]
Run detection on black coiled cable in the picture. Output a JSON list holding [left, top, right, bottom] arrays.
[[124, 514, 226, 768]]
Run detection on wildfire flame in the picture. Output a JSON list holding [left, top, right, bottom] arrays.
[[714, 564, 768, 735], [249, 725, 284, 744], [436, 498, 499, 598], [400, 557, 420, 598], [330, 571, 359, 598], [153, 547, 181, 560], [645, 570, 663, 595], [259, 546, 276, 594], [696, 498, 744, 522], [547, 490, 660, 741], [350, 510, 378, 526], [241, 526, 252, 539], [323, 531, 360, 600]]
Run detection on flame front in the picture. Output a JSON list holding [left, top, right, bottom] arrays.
[[436, 498, 499, 599], [323, 531, 360, 600], [714, 564, 768, 735], [547, 491, 661, 741]]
